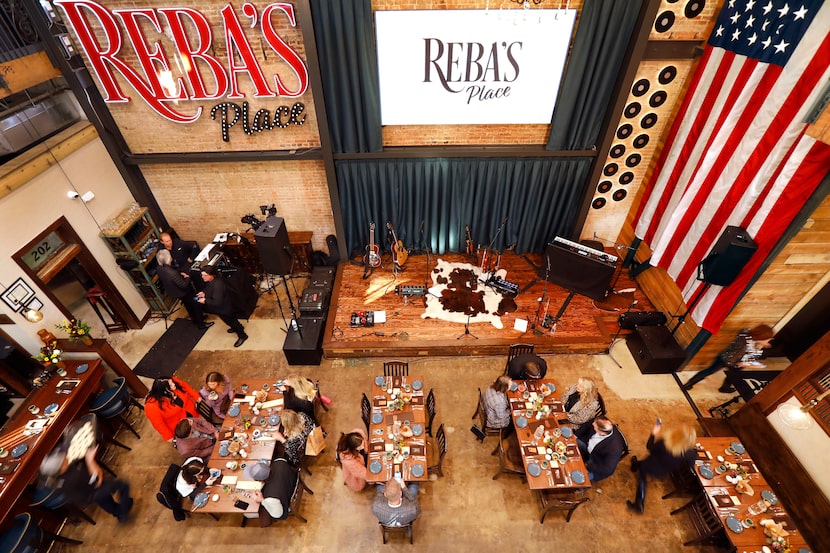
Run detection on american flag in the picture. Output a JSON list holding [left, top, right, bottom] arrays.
[[635, 0, 830, 334]]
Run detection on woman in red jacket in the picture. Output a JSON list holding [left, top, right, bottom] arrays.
[[145, 377, 202, 442]]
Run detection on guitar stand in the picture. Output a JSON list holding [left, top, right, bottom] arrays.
[[605, 296, 639, 368], [457, 311, 479, 340]]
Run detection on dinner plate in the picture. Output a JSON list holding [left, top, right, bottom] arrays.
[[516, 417, 528, 429], [545, 382, 556, 393], [411, 380, 423, 391], [560, 426, 573, 439], [371, 412, 383, 424], [44, 403, 59, 416], [268, 414, 280, 426], [698, 465, 715, 480], [375, 376, 386, 386], [411, 424, 424, 436], [528, 463, 542, 477], [11, 444, 28, 459], [219, 446, 230, 457], [75, 363, 89, 374], [228, 405, 240, 417], [730, 441, 746, 455], [369, 460, 383, 474], [509, 381, 518, 392], [798, 548, 812, 553], [760, 490, 778, 505], [193, 492, 209, 509], [410, 464, 425, 478], [725, 516, 743, 534], [570, 469, 586, 485]]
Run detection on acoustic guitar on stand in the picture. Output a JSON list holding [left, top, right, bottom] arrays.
[[465, 225, 475, 259], [387, 221, 408, 268], [363, 222, 381, 278]]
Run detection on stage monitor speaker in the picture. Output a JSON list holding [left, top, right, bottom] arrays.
[[254, 216, 292, 275], [625, 325, 687, 374], [700, 226, 757, 286], [283, 317, 325, 365], [540, 243, 616, 301]]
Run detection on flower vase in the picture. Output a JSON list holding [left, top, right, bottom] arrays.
[[79, 334, 94, 346]]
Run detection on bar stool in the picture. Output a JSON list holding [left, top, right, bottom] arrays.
[[90, 377, 143, 450], [0, 512, 82, 552], [30, 486, 96, 526]]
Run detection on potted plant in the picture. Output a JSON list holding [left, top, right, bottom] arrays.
[[56, 319, 93, 346]]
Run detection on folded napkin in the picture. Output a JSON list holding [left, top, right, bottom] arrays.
[[551, 467, 566, 486], [260, 399, 283, 409], [221, 476, 238, 485], [409, 446, 425, 456], [236, 480, 263, 490]]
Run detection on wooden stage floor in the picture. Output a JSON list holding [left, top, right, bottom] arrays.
[[321, 251, 655, 358]]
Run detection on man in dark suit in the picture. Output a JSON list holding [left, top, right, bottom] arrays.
[[157, 249, 212, 330], [198, 265, 248, 347], [506, 353, 547, 380], [575, 416, 625, 482], [161, 231, 204, 290]]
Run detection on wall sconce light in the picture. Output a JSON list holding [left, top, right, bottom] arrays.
[[776, 389, 830, 430], [22, 298, 44, 323]]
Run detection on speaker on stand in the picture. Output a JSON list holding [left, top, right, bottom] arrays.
[[254, 216, 292, 276], [698, 226, 757, 286]]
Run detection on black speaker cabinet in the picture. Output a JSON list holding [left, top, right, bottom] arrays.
[[700, 226, 757, 286], [540, 242, 616, 301], [625, 325, 686, 374], [254, 216, 292, 275], [283, 317, 325, 365]]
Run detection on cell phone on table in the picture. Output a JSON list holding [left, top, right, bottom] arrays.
[[234, 393, 246, 399], [233, 499, 249, 510]]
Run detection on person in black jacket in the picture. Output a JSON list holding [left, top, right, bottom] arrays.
[[198, 265, 248, 347], [574, 416, 625, 483], [157, 249, 212, 330], [506, 353, 547, 380], [251, 458, 299, 526], [627, 422, 696, 513]]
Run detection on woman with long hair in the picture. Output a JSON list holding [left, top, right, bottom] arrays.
[[627, 422, 697, 513], [562, 377, 600, 426], [145, 377, 203, 442], [176, 456, 218, 499], [482, 375, 512, 429], [282, 375, 319, 424], [336, 429, 368, 491], [199, 371, 233, 422], [274, 409, 315, 465]]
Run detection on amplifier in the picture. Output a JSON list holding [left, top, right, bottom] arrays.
[[618, 311, 667, 329], [299, 286, 328, 314], [626, 325, 686, 374], [395, 285, 426, 297], [310, 266, 336, 291], [487, 276, 518, 296], [283, 317, 324, 365], [350, 311, 374, 327]]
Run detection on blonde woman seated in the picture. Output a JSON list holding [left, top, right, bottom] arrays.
[[483, 376, 512, 430], [274, 409, 315, 466], [561, 377, 600, 427], [283, 376, 319, 424], [336, 429, 368, 491]]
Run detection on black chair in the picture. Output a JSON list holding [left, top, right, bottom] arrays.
[[504, 343, 534, 374], [670, 492, 729, 547], [287, 475, 314, 523], [662, 465, 701, 499], [89, 377, 142, 450], [595, 393, 607, 419], [30, 486, 96, 526], [383, 361, 409, 377], [615, 424, 631, 459], [157, 463, 188, 521], [380, 521, 414, 544], [535, 489, 590, 523], [492, 429, 525, 481], [0, 512, 83, 551], [361, 393, 372, 435], [425, 389, 437, 437], [426, 423, 447, 477]]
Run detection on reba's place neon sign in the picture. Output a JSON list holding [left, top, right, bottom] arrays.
[[54, 1, 309, 124]]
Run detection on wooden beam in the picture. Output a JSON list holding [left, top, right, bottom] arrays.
[[0, 52, 60, 99]]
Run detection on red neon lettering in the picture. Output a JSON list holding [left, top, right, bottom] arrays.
[[261, 4, 308, 97], [220, 4, 275, 99]]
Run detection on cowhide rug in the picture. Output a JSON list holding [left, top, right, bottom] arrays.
[[422, 259, 517, 329]]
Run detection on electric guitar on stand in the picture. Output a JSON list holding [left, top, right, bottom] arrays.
[[363, 222, 381, 279], [387, 221, 408, 268], [465, 225, 475, 259]]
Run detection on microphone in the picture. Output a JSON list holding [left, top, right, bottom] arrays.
[[418, 220, 424, 233]]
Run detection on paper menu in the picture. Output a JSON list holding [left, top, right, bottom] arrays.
[[236, 480, 263, 490], [260, 399, 283, 409]]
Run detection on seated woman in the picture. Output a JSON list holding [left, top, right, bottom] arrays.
[[561, 377, 600, 427], [282, 376, 319, 424], [175, 456, 218, 499], [336, 429, 368, 491], [145, 377, 203, 442], [251, 458, 299, 526], [482, 375, 512, 430], [274, 409, 315, 466], [199, 371, 233, 423]]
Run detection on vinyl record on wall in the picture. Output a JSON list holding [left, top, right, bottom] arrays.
[[658, 66, 677, 85], [633, 134, 650, 149], [598, 181, 613, 193], [641, 112, 658, 129], [603, 163, 619, 177], [624, 102, 642, 118], [654, 10, 675, 33], [619, 171, 634, 185], [649, 90, 668, 108], [592, 198, 607, 209], [612, 189, 627, 202], [626, 153, 642, 168], [632, 79, 650, 97], [610, 144, 626, 158], [617, 124, 633, 139], [685, 0, 705, 18]]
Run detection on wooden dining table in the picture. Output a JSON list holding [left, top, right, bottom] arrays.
[[506, 378, 591, 491], [0, 359, 105, 523], [197, 378, 284, 515], [366, 374, 429, 484], [693, 437, 812, 552]]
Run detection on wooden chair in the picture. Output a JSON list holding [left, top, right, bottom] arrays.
[[492, 429, 525, 481], [504, 343, 534, 374], [380, 521, 414, 544], [670, 492, 729, 547], [426, 423, 447, 477], [615, 424, 631, 458], [662, 465, 701, 499], [595, 392, 607, 419], [361, 393, 372, 434], [383, 360, 409, 377], [535, 489, 590, 523], [156, 464, 188, 522], [287, 475, 315, 523], [472, 388, 501, 443], [425, 389, 437, 437]]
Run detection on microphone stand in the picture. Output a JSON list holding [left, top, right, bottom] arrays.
[[457, 275, 479, 340], [606, 298, 639, 368]]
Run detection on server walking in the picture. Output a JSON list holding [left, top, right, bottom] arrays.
[[198, 265, 248, 347]]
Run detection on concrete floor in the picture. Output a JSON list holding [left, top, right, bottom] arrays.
[[52, 293, 748, 553]]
